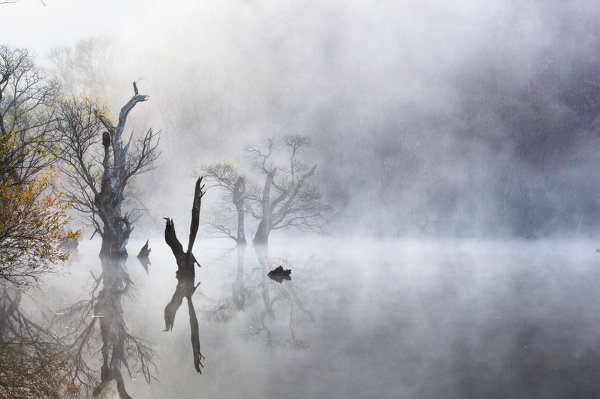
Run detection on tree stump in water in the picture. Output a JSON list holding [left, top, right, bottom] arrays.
[[163, 177, 206, 373]]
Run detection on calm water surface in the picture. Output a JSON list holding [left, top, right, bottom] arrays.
[[39, 237, 600, 398]]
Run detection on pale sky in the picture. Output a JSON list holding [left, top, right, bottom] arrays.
[[0, 0, 200, 61]]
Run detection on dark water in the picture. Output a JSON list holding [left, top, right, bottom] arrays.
[[38, 238, 600, 398]]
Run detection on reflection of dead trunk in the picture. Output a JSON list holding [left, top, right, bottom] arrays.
[[92, 255, 132, 399], [163, 177, 206, 373], [187, 297, 203, 372], [137, 240, 151, 274], [254, 244, 274, 318], [137, 239, 151, 258], [137, 256, 151, 274], [232, 244, 246, 310], [54, 256, 155, 399], [164, 273, 199, 331]]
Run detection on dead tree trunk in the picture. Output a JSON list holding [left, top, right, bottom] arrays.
[[253, 169, 276, 245], [163, 177, 206, 373], [95, 84, 151, 257], [233, 176, 247, 245]]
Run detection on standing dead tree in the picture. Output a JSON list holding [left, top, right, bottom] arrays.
[[57, 84, 160, 257], [245, 135, 331, 245], [163, 177, 206, 373], [203, 163, 247, 245]]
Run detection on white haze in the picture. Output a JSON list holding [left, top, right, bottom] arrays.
[[3, 1, 600, 398], [6, 0, 594, 239], [38, 236, 600, 398]]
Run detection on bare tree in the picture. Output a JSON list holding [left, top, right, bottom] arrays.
[[245, 135, 331, 245], [50, 37, 122, 98], [0, 45, 75, 288], [163, 177, 206, 373], [0, 45, 60, 185], [57, 84, 160, 256], [203, 163, 247, 245]]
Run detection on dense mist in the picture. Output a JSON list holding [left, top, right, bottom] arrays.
[[2, 0, 595, 240], [5, 2, 600, 399]]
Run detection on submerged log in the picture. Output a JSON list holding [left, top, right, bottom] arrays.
[[268, 265, 292, 283], [137, 239, 151, 258]]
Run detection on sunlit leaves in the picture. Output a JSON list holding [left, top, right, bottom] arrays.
[[0, 168, 75, 287]]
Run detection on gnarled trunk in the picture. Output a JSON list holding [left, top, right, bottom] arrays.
[[93, 85, 151, 257], [253, 169, 276, 245], [233, 176, 247, 245]]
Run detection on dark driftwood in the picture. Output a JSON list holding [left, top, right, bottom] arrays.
[[163, 177, 206, 373], [137, 239, 151, 258], [136, 240, 151, 274], [268, 265, 292, 283]]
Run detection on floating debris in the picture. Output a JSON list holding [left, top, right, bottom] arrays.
[[268, 265, 292, 283]]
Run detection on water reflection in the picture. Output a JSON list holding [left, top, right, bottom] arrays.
[[205, 244, 316, 349], [207, 245, 249, 323], [0, 284, 69, 398], [13, 239, 600, 398], [55, 256, 156, 398], [137, 240, 151, 274], [232, 244, 247, 311], [137, 257, 151, 275], [251, 245, 315, 349], [162, 176, 206, 373]]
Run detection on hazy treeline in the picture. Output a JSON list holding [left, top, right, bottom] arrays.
[[40, 0, 600, 239]]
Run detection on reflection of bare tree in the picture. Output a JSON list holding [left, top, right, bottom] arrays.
[[54, 256, 156, 398], [232, 244, 247, 311], [246, 245, 315, 349], [163, 177, 206, 373], [255, 245, 274, 319], [208, 244, 250, 323], [0, 284, 72, 398]]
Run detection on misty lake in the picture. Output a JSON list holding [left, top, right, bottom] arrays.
[[30, 236, 600, 399]]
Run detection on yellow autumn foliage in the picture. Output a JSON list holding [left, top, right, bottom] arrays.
[[0, 168, 76, 286]]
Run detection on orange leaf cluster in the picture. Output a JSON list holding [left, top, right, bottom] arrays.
[[0, 168, 73, 287]]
